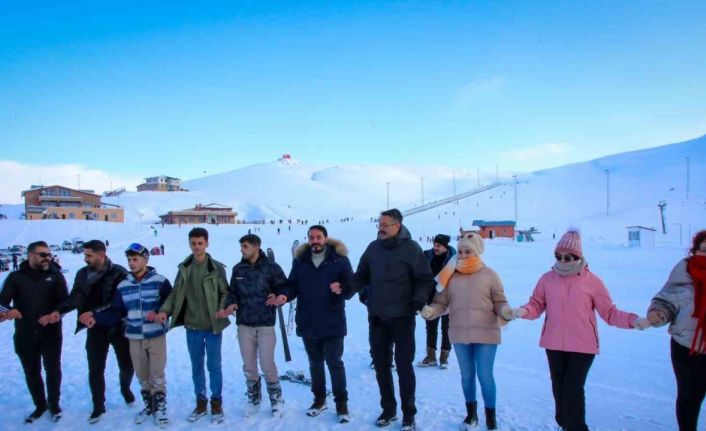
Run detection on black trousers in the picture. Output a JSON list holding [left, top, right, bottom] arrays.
[[546, 349, 595, 431], [671, 338, 706, 431], [303, 336, 348, 403], [85, 326, 134, 410], [425, 314, 451, 351], [369, 315, 417, 419], [14, 325, 63, 410]]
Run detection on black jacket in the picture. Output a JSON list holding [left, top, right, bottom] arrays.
[[351, 225, 434, 319], [57, 258, 128, 333], [226, 250, 287, 327], [0, 261, 68, 333], [423, 245, 457, 303], [282, 239, 354, 339]]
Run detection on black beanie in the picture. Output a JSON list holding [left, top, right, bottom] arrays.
[[433, 234, 451, 248]]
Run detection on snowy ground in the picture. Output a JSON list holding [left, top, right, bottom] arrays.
[[0, 216, 703, 431], [1, 137, 704, 429]]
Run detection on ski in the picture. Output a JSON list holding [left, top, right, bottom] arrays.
[[266, 247, 292, 362], [287, 240, 300, 334]]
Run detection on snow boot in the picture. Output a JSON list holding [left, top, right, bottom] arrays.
[[267, 381, 284, 417], [135, 390, 153, 424], [87, 406, 106, 424], [187, 397, 208, 422], [439, 349, 450, 369], [49, 404, 62, 423], [336, 400, 351, 423], [211, 398, 224, 424], [461, 401, 478, 429], [375, 411, 397, 427], [401, 415, 416, 431], [243, 378, 262, 418], [152, 391, 168, 428], [24, 406, 46, 424], [121, 386, 136, 405], [417, 347, 437, 367], [306, 397, 327, 417], [485, 407, 497, 430]]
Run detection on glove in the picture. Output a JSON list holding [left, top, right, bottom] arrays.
[[632, 317, 652, 330], [420, 305, 435, 320], [511, 307, 528, 319], [499, 306, 514, 321]]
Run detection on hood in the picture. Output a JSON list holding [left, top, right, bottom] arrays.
[[293, 238, 348, 259]]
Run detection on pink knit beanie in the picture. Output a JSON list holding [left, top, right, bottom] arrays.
[[555, 229, 582, 258]]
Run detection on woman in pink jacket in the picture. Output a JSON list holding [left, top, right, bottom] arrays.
[[511, 229, 645, 431]]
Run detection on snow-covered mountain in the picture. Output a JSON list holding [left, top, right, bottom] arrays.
[[97, 135, 705, 243], [1, 136, 705, 430]]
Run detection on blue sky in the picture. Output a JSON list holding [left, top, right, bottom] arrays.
[[1, 0, 705, 189]]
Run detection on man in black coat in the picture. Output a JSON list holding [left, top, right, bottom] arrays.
[[0, 241, 68, 423], [39, 239, 134, 424], [276, 225, 354, 422], [220, 234, 288, 417], [350, 209, 434, 431], [418, 234, 456, 369]]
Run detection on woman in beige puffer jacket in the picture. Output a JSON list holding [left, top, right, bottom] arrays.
[[421, 232, 512, 431]]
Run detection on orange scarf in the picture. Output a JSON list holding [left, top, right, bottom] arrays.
[[435, 256, 484, 291]]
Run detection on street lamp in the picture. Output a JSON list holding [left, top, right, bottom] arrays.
[[605, 170, 610, 216], [386, 182, 390, 209]]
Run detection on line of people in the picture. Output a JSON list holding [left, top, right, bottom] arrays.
[[1, 211, 705, 431]]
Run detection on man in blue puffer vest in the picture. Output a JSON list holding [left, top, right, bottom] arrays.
[[94, 243, 172, 427]]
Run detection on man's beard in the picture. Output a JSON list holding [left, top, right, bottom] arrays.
[[311, 244, 326, 254]]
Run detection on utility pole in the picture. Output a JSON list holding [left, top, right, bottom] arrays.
[[674, 223, 683, 246], [658, 201, 667, 234], [421, 177, 425, 205], [386, 182, 390, 209], [605, 170, 610, 216], [686, 157, 690, 199], [513, 175, 518, 222]]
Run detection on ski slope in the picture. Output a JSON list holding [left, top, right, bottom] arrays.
[[0, 135, 705, 430]]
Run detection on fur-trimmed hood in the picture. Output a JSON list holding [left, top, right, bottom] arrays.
[[294, 238, 348, 258]]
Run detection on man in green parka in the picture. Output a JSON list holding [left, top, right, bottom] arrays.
[[155, 227, 230, 424]]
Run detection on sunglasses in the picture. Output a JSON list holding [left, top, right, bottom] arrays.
[[555, 253, 579, 263], [31, 251, 53, 259]]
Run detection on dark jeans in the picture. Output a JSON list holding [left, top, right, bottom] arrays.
[[303, 336, 348, 403], [671, 338, 706, 431], [369, 315, 416, 419], [425, 314, 451, 351], [546, 349, 595, 431], [14, 325, 63, 410], [86, 326, 134, 410]]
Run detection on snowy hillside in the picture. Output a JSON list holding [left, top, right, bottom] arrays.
[[0, 136, 705, 430]]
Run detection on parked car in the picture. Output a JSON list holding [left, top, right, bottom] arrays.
[[72, 242, 85, 254], [0, 251, 10, 271], [62, 241, 73, 250], [49, 244, 62, 252]]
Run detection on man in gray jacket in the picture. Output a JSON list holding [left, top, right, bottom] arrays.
[[350, 209, 434, 431]]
